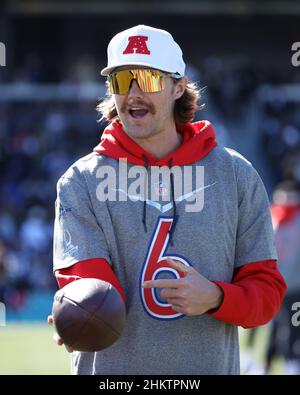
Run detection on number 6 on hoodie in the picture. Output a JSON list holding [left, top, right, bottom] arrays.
[[140, 216, 192, 320]]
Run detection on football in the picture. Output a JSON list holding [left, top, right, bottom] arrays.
[[52, 278, 126, 352]]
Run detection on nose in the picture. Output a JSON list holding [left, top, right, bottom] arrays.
[[127, 79, 144, 98]]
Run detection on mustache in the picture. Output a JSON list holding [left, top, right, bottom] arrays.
[[120, 99, 156, 115]]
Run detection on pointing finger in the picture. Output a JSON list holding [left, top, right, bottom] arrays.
[[166, 258, 194, 275], [142, 278, 182, 289]]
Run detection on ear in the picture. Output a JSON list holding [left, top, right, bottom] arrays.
[[174, 77, 187, 100]]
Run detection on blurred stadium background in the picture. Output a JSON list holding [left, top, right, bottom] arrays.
[[0, 0, 300, 374]]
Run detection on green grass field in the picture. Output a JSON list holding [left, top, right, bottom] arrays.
[[0, 323, 283, 375], [0, 323, 70, 375], [239, 326, 284, 375]]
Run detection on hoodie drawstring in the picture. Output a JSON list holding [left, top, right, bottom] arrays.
[[141, 156, 177, 246], [142, 155, 149, 233], [168, 158, 177, 247]]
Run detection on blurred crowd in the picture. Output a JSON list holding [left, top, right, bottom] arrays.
[[260, 99, 300, 184], [0, 96, 105, 311]]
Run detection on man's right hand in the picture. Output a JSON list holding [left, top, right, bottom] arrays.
[[47, 315, 74, 353]]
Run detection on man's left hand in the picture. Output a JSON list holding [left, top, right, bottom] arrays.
[[142, 258, 223, 316]]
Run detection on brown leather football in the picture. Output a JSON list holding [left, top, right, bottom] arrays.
[[52, 278, 126, 352]]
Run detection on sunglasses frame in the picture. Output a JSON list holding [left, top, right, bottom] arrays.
[[107, 68, 181, 95]]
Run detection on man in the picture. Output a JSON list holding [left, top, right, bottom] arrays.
[[49, 25, 286, 374], [263, 180, 300, 374]]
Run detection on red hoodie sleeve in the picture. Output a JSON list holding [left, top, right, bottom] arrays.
[[208, 259, 286, 328], [55, 258, 126, 302]]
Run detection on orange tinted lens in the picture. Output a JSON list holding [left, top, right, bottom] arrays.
[[108, 70, 132, 94], [109, 69, 165, 94], [131, 69, 164, 93]]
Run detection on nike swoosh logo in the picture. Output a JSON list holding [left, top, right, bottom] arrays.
[[112, 182, 216, 213]]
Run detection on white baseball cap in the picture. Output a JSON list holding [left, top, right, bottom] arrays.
[[101, 25, 186, 77]]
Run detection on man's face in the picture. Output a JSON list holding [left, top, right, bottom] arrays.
[[111, 66, 186, 140]]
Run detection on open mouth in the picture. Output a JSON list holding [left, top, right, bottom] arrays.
[[129, 108, 149, 119]]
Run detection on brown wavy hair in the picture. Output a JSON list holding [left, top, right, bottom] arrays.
[[96, 78, 204, 124]]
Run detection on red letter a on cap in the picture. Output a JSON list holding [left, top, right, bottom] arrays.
[[123, 36, 151, 55]]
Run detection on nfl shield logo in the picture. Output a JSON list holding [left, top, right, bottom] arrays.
[[154, 182, 168, 200]]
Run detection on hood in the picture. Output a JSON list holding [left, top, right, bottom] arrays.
[[94, 120, 217, 166]]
